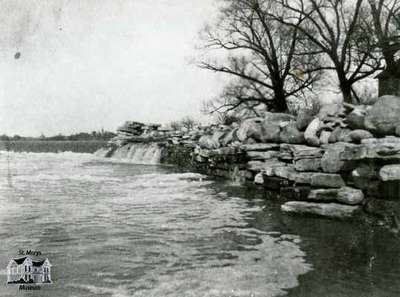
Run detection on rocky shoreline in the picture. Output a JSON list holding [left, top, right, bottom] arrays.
[[97, 95, 400, 228]]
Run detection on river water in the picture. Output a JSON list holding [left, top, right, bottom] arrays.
[[1, 150, 400, 297]]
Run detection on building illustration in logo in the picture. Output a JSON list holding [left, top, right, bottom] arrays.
[[7, 256, 52, 284]]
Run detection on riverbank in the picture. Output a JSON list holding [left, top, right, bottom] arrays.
[[0, 140, 108, 153], [97, 96, 400, 227]]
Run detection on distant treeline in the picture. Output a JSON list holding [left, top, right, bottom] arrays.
[[0, 130, 116, 141]]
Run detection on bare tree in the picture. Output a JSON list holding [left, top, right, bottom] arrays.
[[180, 117, 197, 130], [272, 0, 383, 103], [202, 78, 273, 117], [199, 0, 322, 113], [169, 121, 182, 131], [169, 117, 198, 131], [367, 0, 400, 76]]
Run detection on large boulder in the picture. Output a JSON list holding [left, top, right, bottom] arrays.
[[306, 187, 364, 205], [220, 128, 238, 147], [238, 113, 302, 143], [261, 123, 280, 143], [281, 201, 360, 219], [319, 130, 331, 145], [294, 158, 322, 172], [348, 129, 373, 144], [198, 135, 220, 149], [347, 106, 368, 130], [379, 165, 400, 181], [296, 109, 314, 131], [262, 112, 295, 142], [364, 95, 400, 136], [254, 172, 264, 184], [237, 118, 264, 142], [304, 118, 321, 146], [310, 173, 345, 188], [328, 127, 352, 143], [279, 121, 305, 144], [211, 130, 227, 146], [337, 187, 364, 205], [321, 142, 355, 173]]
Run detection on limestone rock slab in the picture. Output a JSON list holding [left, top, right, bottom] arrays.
[[337, 187, 364, 205], [247, 151, 279, 160], [307, 189, 338, 201], [294, 158, 322, 172], [246, 160, 286, 172], [310, 173, 345, 188], [321, 142, 356, 173], [241, 143, 280, 151], [281, 201, 360, 218], [341, 138, 400, 160], [280, 144, 323, 160], [380, 165, 400, 181]]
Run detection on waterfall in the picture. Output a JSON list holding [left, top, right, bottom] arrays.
[[93, 147, 112, 158], [109, 143, 163, 164]]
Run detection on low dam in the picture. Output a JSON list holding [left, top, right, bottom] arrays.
[[95, 143, 163, 164]]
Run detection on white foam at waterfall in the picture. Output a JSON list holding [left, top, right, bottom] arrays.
[[111, 143, 162, 164], [93, 147, 111, 158]]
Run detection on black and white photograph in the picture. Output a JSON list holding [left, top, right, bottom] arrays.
[[1, 0, 400, 296]]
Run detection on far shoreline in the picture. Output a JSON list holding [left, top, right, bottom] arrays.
[[0, 140, 109, 154]]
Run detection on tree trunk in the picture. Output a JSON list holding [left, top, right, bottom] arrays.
[[274, 92, 288, 112], [341, 86, 353, 103], [273, 80, 289, 112], [338, 74, 353, 104], [275, 96, 288, 112]]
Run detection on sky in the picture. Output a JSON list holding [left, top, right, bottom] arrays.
[[0, 0, 224, 137]]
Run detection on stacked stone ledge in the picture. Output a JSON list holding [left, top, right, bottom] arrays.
[[103, 95, 400, 223], [182, 95, 400, 221]]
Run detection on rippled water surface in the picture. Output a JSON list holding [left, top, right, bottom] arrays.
[[1, 151, 400, 297]]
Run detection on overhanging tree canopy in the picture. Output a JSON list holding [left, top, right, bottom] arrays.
[[199, 0, 322, 113]]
